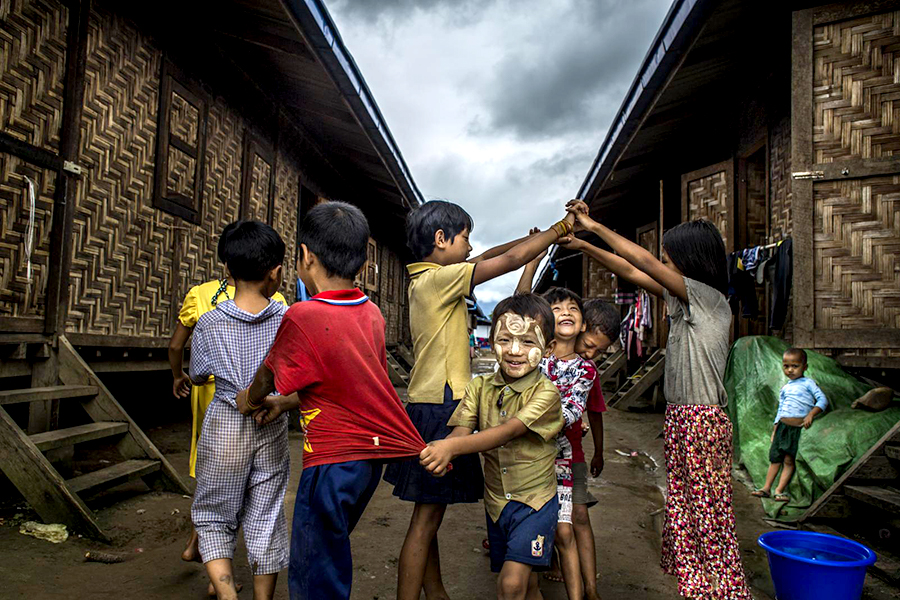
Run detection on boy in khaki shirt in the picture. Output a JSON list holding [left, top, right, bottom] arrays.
[[421, 294, 563, 600]]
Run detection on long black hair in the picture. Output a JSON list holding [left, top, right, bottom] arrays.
[[661, 219, 728, 295]]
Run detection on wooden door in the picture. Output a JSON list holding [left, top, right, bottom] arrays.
[[792, 4, 900, 350], [681, 159, 735, 252]]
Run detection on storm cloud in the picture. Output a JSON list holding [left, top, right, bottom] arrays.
[[325, 0, 672, 313]]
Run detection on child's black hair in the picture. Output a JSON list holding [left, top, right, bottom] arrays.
[[490, 293, 555, 344], [406, 200, 474, 261], [583, 298, 620, 341], [784, 347, 808, 365], [543, 287, 584, 315], [217, 220, 241, 264], [662, 219, 728, 295], [224, 220, 286, 281], [298, 201, 369, 280]]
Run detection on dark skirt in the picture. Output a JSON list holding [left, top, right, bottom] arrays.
[[384, 385, 484, 504]]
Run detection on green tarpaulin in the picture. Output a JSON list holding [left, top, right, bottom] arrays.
[[723, 336, 900, 521]]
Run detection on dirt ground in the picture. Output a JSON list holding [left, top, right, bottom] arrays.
[[1, 389, 898, 599]]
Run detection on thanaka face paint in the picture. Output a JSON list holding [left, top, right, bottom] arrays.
[[493, 313, 547, 379]]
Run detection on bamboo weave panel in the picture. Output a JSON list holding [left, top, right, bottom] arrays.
[[813, 12, 900, 163], [273, 153, 299, 302], [770, 117, 792, 241], [745, 158, 767, 248], [0, 155, 53, 317], [0, 0, 67, 152], [687, 171, 729, 249], [583, 256, 615, 300], [813, 177, 900, 330], [246, 153, 271, 223]]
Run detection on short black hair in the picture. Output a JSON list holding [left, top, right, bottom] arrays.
[[583, 299, 620, 340], [784, 347, 808, 364], [490, 293, 554, 344], [224, 220, 285, 281], [543, 287, 584, 314], [406, 200, 474, 261], [662, 219, 728, 295], [298, 201, 369, 280], [217, 220, 241, 264]]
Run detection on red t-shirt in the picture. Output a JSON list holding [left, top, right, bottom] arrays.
[[587, 383, 607, 413], [264, 289, 425, 469]]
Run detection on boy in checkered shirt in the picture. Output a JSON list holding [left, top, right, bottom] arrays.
[[189, 220, 290, 600]]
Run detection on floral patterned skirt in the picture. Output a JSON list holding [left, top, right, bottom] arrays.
[[661, 404, 752, 600]]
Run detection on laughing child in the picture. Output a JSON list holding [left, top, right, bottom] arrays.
[[419, 293, 564, 600]]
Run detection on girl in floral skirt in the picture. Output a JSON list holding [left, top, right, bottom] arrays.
[[561, 200, 752, 600]]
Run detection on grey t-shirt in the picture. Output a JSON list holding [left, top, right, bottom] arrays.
[[662, 277, 731, 406]]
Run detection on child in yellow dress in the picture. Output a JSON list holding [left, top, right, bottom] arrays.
[[168, 221, 287, 569]]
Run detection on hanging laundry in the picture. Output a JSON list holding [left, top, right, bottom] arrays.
[[726, 252, 758, 318], [770, 238, 792, 331]]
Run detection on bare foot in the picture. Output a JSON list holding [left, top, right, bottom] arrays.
[[208, 581, 242, 596], [182, 528, 201, 563], [542, 569, 564, 583]]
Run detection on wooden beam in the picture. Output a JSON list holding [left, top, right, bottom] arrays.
[[0, 133, 62, 171], [0, 317, 45, 334], [88, 360, 171, 373], [66, 333, 171, 349]]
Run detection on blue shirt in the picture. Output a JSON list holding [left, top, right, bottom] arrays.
[[774, 377, 828, 424]]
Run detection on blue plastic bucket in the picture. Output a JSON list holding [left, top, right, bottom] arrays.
[[758, 531, 876, 600]]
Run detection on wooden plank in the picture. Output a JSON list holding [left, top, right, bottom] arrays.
[[57, 336, 191, 495], [66, 459, 160, 496], [802, 418, 900, 521], [791, 8, 815, 348], [851, 456, 900, 481], [88, 360, 171, 373], [811, 0, 900, 25], [0, 407, 105, 540], [609, 351, 665, 408], [393, 344, 415, 368], [28, 352, 59, 434], [0, 362, 32, 379], [0, 132, 62, 171], [885, 445, 900, 461], [0, 317, 45, 334], [837, 355, 900, 370], [30, 422, 128, 452], [809, 494, 854, 519], [815, 330, 900, 350], [845, 485, 900, 514], [0, 385, 98, 406], [66, 333, 171, 349], [597, 350, 626, 386]]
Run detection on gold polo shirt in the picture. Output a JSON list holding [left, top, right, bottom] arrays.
[[449, 368, 563, 522], [406, 261, 476, 404]]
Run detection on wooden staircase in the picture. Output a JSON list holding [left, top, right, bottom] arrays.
[[607, 348, 666, 409], [385, 348, 410, 387], [0, 336, 190, 541], [596, 349, 626, 388]]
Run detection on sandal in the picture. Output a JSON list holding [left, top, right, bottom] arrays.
[[751, 489, 770, 498], [774, 493, 790, 502]]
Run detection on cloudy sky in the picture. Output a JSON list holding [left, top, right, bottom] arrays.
[[326, 0, 673, 314]]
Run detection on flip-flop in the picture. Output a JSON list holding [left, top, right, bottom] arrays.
[[751, 489, 770, 498], [774, 493, 790, 502]]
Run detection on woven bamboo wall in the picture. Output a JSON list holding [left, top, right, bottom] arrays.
[[0, 0, 68, 318], [273, 153, 300, 303], [370, 243, 406, 346], [687, 171, 730, 250], [583, 256, 615, 301], [769, 117, 792, 241], [810, 14, 900, 332]]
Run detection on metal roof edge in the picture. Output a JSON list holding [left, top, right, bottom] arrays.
[[279, 0, 425, 208], [575, 0, 712, 202]]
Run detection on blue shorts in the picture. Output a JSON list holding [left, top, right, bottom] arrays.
[[486, 497, 559, 573], [289, 460, 383, 600]]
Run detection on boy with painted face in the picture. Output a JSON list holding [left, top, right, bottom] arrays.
[[420, 294, 564, 600]]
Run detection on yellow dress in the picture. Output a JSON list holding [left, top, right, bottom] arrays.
[[178, 279, 287, 477]]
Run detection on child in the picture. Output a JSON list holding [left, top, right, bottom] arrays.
[[562, 199, 752, 599], [752, 348, 828, 502], [387, 200, 576, 600], [169, 221, 287, 569], [419, 294, 564, 600], [188, 221, 290, 600], [235, 202, 426, 600]]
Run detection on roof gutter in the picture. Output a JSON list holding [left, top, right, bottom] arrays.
[[279, 0, 424, 208]]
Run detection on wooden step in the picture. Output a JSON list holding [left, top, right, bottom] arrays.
[[67, 459, 160, 497], [30, 422, 129, 452], [885, 445, 900, 461], [0, 385, 98, 405], [845, 485, 900, 514]]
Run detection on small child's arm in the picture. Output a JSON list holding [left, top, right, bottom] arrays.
[[802, 380, 829, 429], [420, 419, 528, 476], [515, 228, 548, 294], [237, 362, 278, 415], [587, 410, 604, 477], [168, 323, 193, 399]]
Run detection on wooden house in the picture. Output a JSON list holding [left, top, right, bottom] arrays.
[[0, 0, 421, 538]]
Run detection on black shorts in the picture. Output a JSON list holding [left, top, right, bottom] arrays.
[[769, 421, 802, 463]]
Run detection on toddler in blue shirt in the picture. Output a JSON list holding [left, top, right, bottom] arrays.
[[752, 348, 828, 502]]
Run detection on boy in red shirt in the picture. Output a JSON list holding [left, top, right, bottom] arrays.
[[236, 202, 425, 600]]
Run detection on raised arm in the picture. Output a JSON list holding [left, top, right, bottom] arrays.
[[515, 229, 547, 294], [473, 214, 574, 287], [470, 234, 531, 264], [567, 200, 686, 301], [560, 236, 663, 298]]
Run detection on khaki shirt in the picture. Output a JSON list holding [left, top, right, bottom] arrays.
[[449, 369, 563, 522], [406, 262, 476, 403]]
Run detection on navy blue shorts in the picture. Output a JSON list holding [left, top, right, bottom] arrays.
[[289, 460, 382, 600], [486, 497, 559, 573]]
